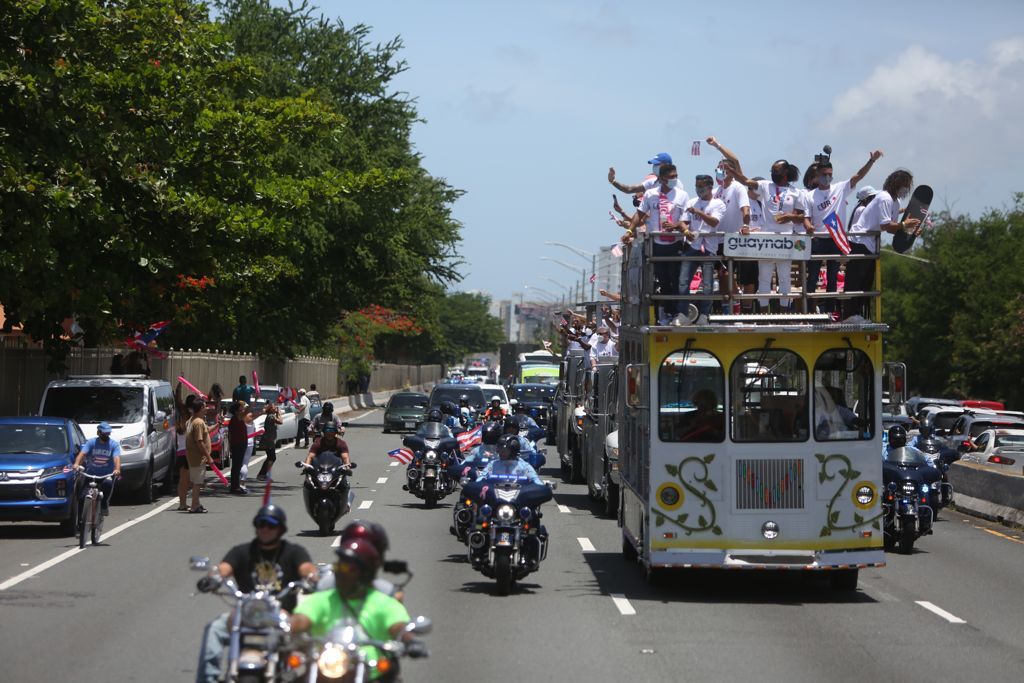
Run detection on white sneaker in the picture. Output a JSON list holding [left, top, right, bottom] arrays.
[[696, 314, 709, 325], [671, 314, 686, 326]]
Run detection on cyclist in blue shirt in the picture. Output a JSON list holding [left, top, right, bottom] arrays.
[[72, 421, 122, 516], [476, 435, 544, 485]]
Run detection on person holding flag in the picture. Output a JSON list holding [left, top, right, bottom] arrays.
[[804, 150, 883, 317]]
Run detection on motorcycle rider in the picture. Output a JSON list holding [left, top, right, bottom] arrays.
[[483, 396, 506, 421], [72, 421, 122, 517], [290, 539, 425, 655], [196, 504, 317, 683], [459, 394, 475, 420], [310, 401, 345, 440], [459, 421, 503, 475], [317, 520, 405, 600], [304, 423, 352, 467], [440, 401, 462, 433], [477, 434, 545, 485]]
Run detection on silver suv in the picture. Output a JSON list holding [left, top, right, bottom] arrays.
[[39, 375, 176, 502]]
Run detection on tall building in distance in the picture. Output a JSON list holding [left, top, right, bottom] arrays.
[[596, 245, 622, 296]]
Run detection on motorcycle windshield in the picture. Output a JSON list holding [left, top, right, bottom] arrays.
[[885, 446, 930, 466], [417, 423, 450, 439], [313, 451, 343, 467]]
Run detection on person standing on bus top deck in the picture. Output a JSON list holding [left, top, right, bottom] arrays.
[[678, 175, 726, 324], [805, 150, 884, 316], [848, 169, 919, 321], [608, 151, 677, 195], [589, 326, 617, 368], [731, 159, 809, 313], [706, 138, 755, 312], [627, 164, 691, 325], [841, 185, 878, 321]]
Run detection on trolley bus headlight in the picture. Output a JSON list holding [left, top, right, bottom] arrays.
[[656, 482, 684, 510], [856, 486, 874, 505], [852, 482, 877, 509]]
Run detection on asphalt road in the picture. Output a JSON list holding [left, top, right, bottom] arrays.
[[2, 408, 1024, 682]]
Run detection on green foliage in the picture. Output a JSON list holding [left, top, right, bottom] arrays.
[[432, 292, 504, 366], [882, 195, 1024, 407], [0, 0, 463, 366]]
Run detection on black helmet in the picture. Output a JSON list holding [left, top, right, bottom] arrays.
[[918, 424, 933, 438], [502, 416, 520, 434], [887, 425, 907, 448], [459, 394, 469, 405], [497, 434, 521, 460], [334, 538, 381, 583], [323, 401, 334, 413], [340, 520, 390, 558], [253, 504, 287, 533], [426, 408, 443, 423], [481, 421, 503, 445], [441, 401, 458, 416]]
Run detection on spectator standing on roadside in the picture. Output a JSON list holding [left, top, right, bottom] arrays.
[[256, 403, 283, 481], [173, 382, 194, 510], [294, 388, 311, 449], [184, 396, 211, 513], [232, 375, 254, 403], [228, 401, 251, 495]]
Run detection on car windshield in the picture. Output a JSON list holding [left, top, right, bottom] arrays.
[[995, 434, 1024, 448], [970, 421, 1024, 437], [42, 386, 146, 424], [930, 412, 962, 431], [0, 424, 70, 454], [885, 446, 930, 465], [431, 386, 484, 408], [390, 395, 427, 409], [512, 386, 555, 401]]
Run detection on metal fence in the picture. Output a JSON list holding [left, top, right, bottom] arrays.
[[0, 337, 443, 415]]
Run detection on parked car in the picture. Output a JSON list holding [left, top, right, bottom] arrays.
[[960, 428, 1024, 471], [382, 392, 429, 433], [39, 375, 175, 503], [946, 411, 1024, 452], [0, 416, 84, 535]]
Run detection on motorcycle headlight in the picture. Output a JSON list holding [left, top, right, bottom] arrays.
[[317, 646, 350, 679], [930, 482, 939, 491], [901, 482, 916, 495], [240, 599, 276, 628], [317, 472, 333, 483], [920, 483, 930, 494], [120, 433, 144, 450], [425, 450, 438, 463], [497, 505, 515, 522]]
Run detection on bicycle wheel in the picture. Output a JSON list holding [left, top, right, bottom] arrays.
[[92, 505, 104, 545], [79, 497, 91, 549]]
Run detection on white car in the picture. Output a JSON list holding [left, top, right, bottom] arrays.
[[478, 383, 511, 415], [250, 386, 299, 447], [961, 428, 1024, 471]]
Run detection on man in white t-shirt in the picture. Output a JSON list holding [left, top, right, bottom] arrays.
[[732, 160, 809, 312], [847, 169, 919, 321], [588, 326, 617, 368], [628, 164, 691, 324], [804, 150, 883, 316], [678, 175, 727, 323]]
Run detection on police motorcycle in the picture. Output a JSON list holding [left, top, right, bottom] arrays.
[[450, 423, 503, 542], [401, 411, 460, 508], [912, 424, 955, 512], [296, 451, 355, 536], [192, 557, 315, 683], [508, 412, 547, 470], [463, 436, 555, 596], [882, 426, 940, 554]]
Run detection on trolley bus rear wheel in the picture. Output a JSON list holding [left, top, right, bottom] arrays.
[[830, 569, 859, 591]]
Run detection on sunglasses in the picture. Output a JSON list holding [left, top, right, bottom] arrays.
[[256, 521, 281, 529], [332, 561, 360, 575]]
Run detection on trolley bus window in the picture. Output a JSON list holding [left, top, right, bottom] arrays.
[[813, 349, 873, 441], [659, 350, 725, 443], [730, 349, 808, 442]]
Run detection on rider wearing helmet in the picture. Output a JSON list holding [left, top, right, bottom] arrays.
[[425, 407, 444, 424], [476, 434, 544, 485], [291, 539, 422, 653], [311, 401, 345, 439], [197, 505, 316, 683], [305, 422, 351, 467], [887, 424, 908, 449], [483, 396, 506, 421], [316, 520, 405, 600]]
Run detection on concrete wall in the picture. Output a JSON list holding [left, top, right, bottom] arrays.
[[948, 461, 1024, 527]]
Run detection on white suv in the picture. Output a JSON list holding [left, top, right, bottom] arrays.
[[39, 375, 176, 502]]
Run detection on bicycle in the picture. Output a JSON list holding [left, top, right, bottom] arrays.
[[76, 470, 115, 549]]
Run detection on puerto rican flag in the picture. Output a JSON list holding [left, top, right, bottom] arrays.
[[387, 447, 415, 465], [457, 425, 483, 453], [822, 209, 852, 255]]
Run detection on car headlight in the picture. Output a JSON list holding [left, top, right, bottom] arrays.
[[497, 505, 515, 522], [317, 646, 350, 679], [38, 465, 67, 479], [120, 433, 144, 450]]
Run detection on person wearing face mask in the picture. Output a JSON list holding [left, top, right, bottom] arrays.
[[608, 152, 678, 195], [628, 164, 691, 324], [589, 326, 617, 368], [804, 150, 884, 317], [732, 160, 809, 312], [846, 170, 919, 321], [73, 421, 122, 517], [678, 175, 727, 324], [712, 159, 754, 311]]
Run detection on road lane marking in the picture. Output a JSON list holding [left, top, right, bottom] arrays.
[[916, 601, 966, 624], [610, 593, 636, 615], [376, 477, 388, 484], [346, 408, 380, 422], [389, 462, 399, 467], [577, 537, 595, 552], [358, 500, 373, 510], [558, 505, 571, 514], [981, 528, 1024, 545], [331, 536, 341, 548]]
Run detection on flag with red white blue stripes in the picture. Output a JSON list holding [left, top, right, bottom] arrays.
[[387, 447, 415, 465], [456, 425, 483, 452], [822, 209, 851, 255]]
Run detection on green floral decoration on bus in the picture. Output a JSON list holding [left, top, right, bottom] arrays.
[[653, 454, 722, 536], [816, 453, 882, 537]]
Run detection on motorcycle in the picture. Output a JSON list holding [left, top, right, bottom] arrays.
[[913, 434, 955, 511], [463, 475, 554, 595], [882, 446, 940, 554], [450, 444, 498, 542], [401, 423, 459, 508], [192, 556, 313, 683], [310, 616, 430, 683], [296, 453, 355, 536]]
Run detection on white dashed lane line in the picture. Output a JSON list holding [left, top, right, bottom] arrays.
[[610, 593, 636, 616], [557, 505, 571, 514], [376, 477, 388, 484], [389, 462, 399, 467], [577, 537, 595, 552], [358, 500, 374, 510], [331, 536, 341, 548], [916, 601, 966, 624]]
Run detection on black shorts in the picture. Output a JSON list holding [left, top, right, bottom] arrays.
[[737, 260, 759, 287], [175, 454, 189, 470]]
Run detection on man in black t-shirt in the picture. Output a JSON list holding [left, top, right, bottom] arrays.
[[304, 423, 351, 467], [196, 504, 317, 683]]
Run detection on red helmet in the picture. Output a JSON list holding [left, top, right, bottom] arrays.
[[340, 520, 389, 558], [334, 538, 381, 581]]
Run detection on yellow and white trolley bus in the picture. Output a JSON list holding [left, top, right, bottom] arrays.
[[617, 232, 886, 589]]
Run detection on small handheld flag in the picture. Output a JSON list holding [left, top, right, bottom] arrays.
[[589, 273, 597, 284], [822, 210, 852, 255], [388, 447, 414, 465], [691, 141, 701, 156], [457, 425, 483, 452]]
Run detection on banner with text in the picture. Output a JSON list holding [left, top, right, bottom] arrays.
[[723, 233, 811, 261]]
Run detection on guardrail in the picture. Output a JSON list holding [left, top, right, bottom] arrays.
[[948, 461, 1024, 527]]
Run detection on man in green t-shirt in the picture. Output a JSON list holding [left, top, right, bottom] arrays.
[[291, 538, 418, 644]]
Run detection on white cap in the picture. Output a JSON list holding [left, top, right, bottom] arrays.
[[856, 185, 878, 202]]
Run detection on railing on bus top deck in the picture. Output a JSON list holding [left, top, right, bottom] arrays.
[[619, 229, 884, 327]]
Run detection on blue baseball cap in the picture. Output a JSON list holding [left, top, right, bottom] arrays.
[[647, 152, 673, 165], [97, 421, 112, 434]]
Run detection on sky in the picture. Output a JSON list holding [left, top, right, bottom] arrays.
[[307, 0, 1024, 305]]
